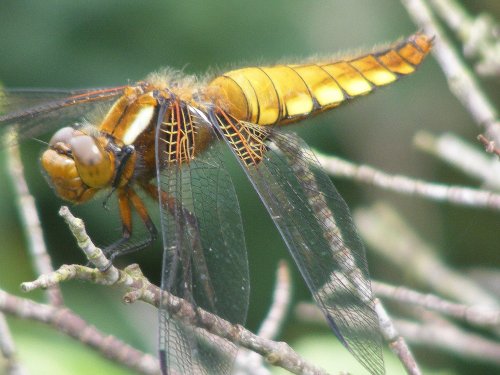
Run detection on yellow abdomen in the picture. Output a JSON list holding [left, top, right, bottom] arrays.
[[207, 33, 432, 126]]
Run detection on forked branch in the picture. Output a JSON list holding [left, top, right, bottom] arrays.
[[20, 207, 329, 375], [0, 289, 160, 374]]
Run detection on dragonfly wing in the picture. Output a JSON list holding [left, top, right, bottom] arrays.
[[212, 114, 384, 375], [0, 88, 110, 112], [155, 103, 249, 374], [0, 87, 125, 141]]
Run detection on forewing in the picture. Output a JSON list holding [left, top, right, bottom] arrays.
[[155, 103, 249, 374], [213, 115, 384, 375], [0, 87, 126, 141]]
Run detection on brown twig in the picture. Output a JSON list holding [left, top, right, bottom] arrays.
[[296, 301, 422, 374], [22, 207, 329, 375], [4, 129, 63, 306], [478, 134, 500, 158], [313, 268, 421, 374], [297, 298, 500, 368], [395, 318, 500, 365], [374, 299, 421, 375], [427, 0, 500, 76], [373, 281, 500, 328], [414, 131, 500, 188], [400, 0, 500, 144], [0, 289, 159, 375], [315, 151, 500, 211], [354, 203, 499, 307], [235, 261, 292, 375], [0, 312, 26, 375], [256, 260, 291, 340], [3, 133, 161, 374]]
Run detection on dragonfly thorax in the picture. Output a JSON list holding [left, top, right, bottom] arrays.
[[40, 85, 214, 204]]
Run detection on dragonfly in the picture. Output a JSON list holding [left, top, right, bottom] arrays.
[[0, 32, 432, 375]]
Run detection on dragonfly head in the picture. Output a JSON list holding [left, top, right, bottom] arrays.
[[41, 126, 135, 203]]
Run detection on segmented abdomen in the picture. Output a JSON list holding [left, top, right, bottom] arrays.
[[207, 33, 432, 126]]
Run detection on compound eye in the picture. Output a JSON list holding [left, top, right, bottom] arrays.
[[49, 127, 78, 147], [70, 135, 113, 188], [70, 135, 102, 166]]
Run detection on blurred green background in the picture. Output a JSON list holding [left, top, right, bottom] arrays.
[[0, 1, 499, 374]]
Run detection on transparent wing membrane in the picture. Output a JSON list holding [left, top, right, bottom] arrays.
[[0, 88, 100, 113], [213, 114, 384, 375], [0, 87, 125, 142], [155, 103, 249, 374]]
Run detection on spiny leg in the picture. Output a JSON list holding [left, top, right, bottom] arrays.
[[104, 186, 158, 261]]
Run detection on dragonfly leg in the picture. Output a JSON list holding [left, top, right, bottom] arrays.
[[117, 187, 133, 240], [103, 186, 158, 261]]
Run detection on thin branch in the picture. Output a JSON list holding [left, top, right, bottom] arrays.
[[58, 206, 118, 274], [373, 281, 500, 328], [354, 203, 500, 307], [374, 299, 421, 375], [296, 301, 500, 367], [235, 261, 292, 375], [0, 312, 27, 375], [428, 0, 500, 76], [395, 318, 500, 365], [315, 151, 500, 211], [478, 134, 500, 159], [257, 260, 292, 340], [297, 301, 423, 375], [314, 269, 420, 374], [414, 131, 500, 189], [400, 0, 500, 144], [0, 288, 160, 375], [23, 207, 329, 375], [4, 130, 62, 306]]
